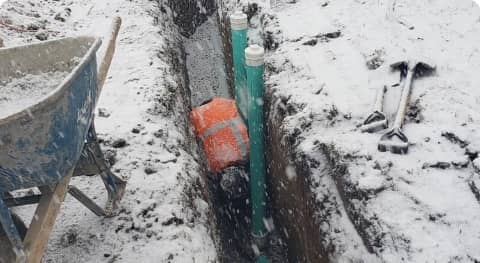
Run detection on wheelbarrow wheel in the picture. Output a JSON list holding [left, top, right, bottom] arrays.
[[0, 212, 27, 263]]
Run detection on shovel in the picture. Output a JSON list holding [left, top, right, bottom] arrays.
[[378, 60, 435, 154], [361, 85, 388, 133]]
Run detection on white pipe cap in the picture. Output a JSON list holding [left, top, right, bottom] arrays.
[[245, 44, 264, 67], [230, 11, 248, 30]]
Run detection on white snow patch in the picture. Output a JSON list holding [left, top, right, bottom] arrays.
[[285, 164, 296, 180]]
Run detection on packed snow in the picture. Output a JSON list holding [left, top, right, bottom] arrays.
[[0, 71, 68, 118]]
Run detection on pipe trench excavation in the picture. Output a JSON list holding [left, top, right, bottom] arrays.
[[181, 4, 289, 262], [4, 0, 469, 262]]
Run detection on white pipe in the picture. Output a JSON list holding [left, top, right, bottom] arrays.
[[245, 44, 264, 67], [230, 11, 248, 31]]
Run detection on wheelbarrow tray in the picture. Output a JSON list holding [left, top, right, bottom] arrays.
[[0, 37, 101, 193]]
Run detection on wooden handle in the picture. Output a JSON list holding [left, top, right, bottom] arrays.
[[23, 174, 73, 263], [97, 16, 122, 90]]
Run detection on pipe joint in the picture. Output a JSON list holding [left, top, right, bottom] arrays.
[[245, 45, 264, 67], [230, 11, 248, 30]]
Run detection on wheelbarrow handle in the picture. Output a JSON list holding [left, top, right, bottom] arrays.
[[97, 16, 122, 90]]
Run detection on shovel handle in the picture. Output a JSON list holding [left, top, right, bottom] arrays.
[[373, 85, 387, 112], [97, 16, 122, 91], [393, 67, 414, 129]]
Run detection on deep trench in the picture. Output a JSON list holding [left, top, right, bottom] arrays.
[[167, 1, 330, 262], [184, 14, 253, 262], [180, 9, 290, 263]]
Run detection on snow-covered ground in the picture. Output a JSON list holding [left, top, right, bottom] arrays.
[[3, 0, 480, 261], [0, 0, 217, 262], [217, 0, 480, 261]]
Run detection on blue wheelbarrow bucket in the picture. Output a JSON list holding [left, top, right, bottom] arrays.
[[0, 36, 101, 192]]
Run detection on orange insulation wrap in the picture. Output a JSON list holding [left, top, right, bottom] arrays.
[[190, 98, 249, 172]]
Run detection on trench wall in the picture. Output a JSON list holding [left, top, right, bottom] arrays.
[[265, 96, 329, 262], [215, 7, 234, 90], [167, 0, 217, 37]]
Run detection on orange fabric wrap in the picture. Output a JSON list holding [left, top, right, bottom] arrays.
[[190, 98, 249, 172]]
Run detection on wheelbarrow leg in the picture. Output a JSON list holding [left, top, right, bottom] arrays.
[[100, 170, 126, 216], [23, 173, 72, 263], [67, 186, 106, 217], [0, 198, 25, 261], [86, 123, 126, 212], [73, 122, 126, 216]]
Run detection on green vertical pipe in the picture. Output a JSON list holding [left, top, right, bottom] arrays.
[[257, 255, 269, 263], [230, 11, 248, 121], [245, 44, 267, 238]]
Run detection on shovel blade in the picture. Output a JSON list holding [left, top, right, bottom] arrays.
[[415, 62, 436, 77], [391, 60, 436, 78], [390, 61, 408, 78], [378, 128, 409, 154]]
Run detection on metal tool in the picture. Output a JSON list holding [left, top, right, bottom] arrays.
[[378, 60, 435, 154], [361, 85, 388, 132]]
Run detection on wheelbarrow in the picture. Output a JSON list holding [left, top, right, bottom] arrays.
[[0, 18, 125, 263]]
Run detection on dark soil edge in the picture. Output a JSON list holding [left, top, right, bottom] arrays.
[[265, 92, 329, 263]]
